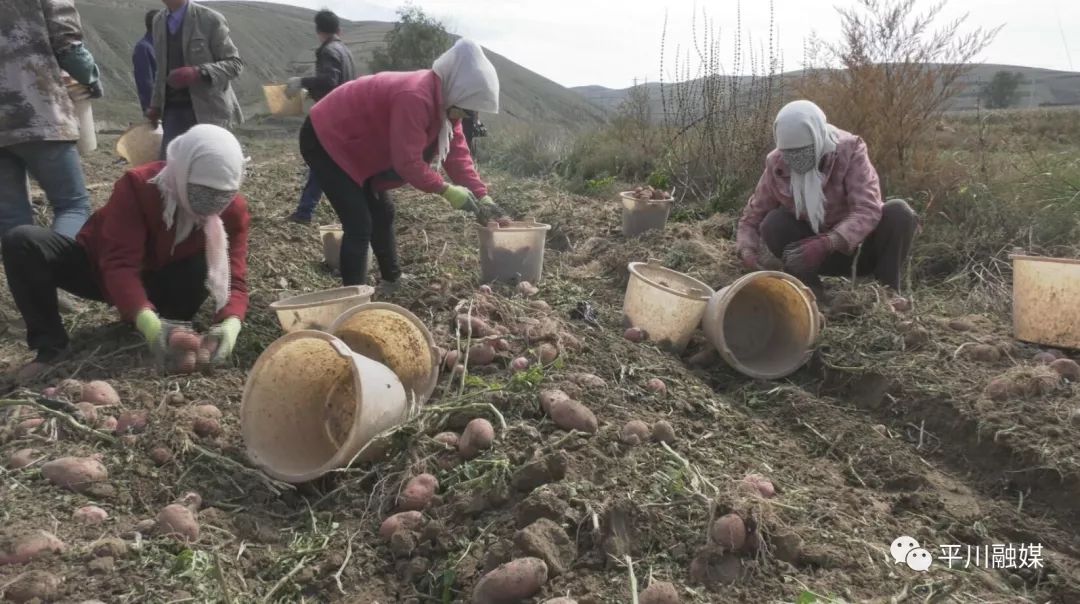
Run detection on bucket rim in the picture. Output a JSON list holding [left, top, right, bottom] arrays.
[[1009, 254, 1080, 267], [318, 224, 343, 234], [328, 301, 441, 405], [627, 261, 715, 301], [475, 221, 552, 233], [269, 285, 374, 311], [619, 191, 674, 206]]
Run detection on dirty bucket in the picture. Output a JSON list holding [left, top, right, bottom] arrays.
[[73, 98, 97, 154], [620, 192, 673, 237], [241, 330, 408, 483], [329, 302, 439, 405], [477, 221, 552, 283], [263, 83, 303, 117], [116, 123, 163, 166], [1011, 254, 1080, 349], [702, 271, 822, 380], [623, 261, 715, 353], [319, 225, 343, 270], [269, 285, 374, 332]]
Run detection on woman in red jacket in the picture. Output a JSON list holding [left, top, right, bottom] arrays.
[[301, 38, 504, 288], [2, 124, 249, 382]]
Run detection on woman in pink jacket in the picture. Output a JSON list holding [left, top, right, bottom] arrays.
[[736, 100, 918, 298], [300, 38, 504, 288]]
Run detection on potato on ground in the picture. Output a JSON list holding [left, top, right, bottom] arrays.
[[398, 473, 439, 511], [472, 557, 549, 604], [0, 531, 66, 565], [6, 448, 41, 470], [652, 420, 676, 444], [379, 511, 425, 540], [741, 473, 776, 498], [41, 456, 107, 493], [457, 314, 496, 337], [156, 492, 202, 542], [1050, 358, 1080, 381], [80, 380, 120, 406], [620, 420, 651, 446], [710, 514, 746, 551], [73, 505, 109, 525], [539, 389, 571, 413], [5, 569, 61, 603], [640, 581, 680, 604], [459, 418, 496, 459], [548, 398, 598, 434]]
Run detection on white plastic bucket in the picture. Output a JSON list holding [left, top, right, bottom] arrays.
[[623, 261, 715, 353]]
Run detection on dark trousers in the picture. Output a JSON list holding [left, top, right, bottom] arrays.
[[159, 104, 198, 160], [1, 225, 209, 360], [293, 169, 323, 220], [761, 199, 917, 293], [299, 118, 400, 286]]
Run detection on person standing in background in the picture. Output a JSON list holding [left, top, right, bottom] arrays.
[[0, 0, 103, 239], [132, 9, 159, 113], [146, 0, 244, 158], [284, 9, 357, 225]]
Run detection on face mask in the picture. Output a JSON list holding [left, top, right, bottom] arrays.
[[188, 184, 236, 217], [782, 144, 817, 175]]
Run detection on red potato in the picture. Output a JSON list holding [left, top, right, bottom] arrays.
[[517, 281, 539, 297], [149, 447, 173, 466], [493, 338, 511, 352], [5, 570, 61, 602], [433, 432, 460, 448], [652, 421, 676, 444], [646, 378, 668, 394], [620, 420, 651, 446], [479, 284, 494, 295], [193, 404, 222, 419], [624, 327, 647, 343], [156, 492, 202, 542], [539, 389, 571, 414], [459, 418, 496, 459], [115, 410, 149, 434], [640, 581, 680, 604], [15, 418, 45, 436], [453, 364, 466, 377], [710, 514, 747, 551], [472, 557, 549, 604], [1050, 358, 1080, 381], [42, 387, 58, 398], [742, 473, 776, 498], [984, 377, 1010, 401], [457, 314, 496, 337], [80, 380, 120, 406], [169, 329, 201, 352], [6, 448, 41, 470], [537, 343, 559, 364], [379, 511, 425, 540], [548, 399, 598, 434], [73, 506, 109, 525], [192, 417, 222, 438], [99, 416, 118, 432], [41, 456, 108, 493], [1033, 352, 1057, 365], [568, 373, 606, 389], [398, 473, 439, 511], [0, 531, 66, 565], [73, 402, 98, 425], [444, 350, 462, 370], [467, 344, 496, 366], [511, 357, 530, 372]]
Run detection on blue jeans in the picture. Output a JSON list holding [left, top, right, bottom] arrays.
[[0, 141, 91, 239], [293, 169, 323, 219], [159, 105, 199, 160]]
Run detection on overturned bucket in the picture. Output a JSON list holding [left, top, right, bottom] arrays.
[[620, 192, 673, 237], [269, 285, 374, 333], [329, 302, 440, 405], [623, 261, 715, 353], [702, 271, 822, 380], [241, 330, 408, 483], [477, 221, 551, 283]]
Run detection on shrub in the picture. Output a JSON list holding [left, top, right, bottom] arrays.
[[370, 4, 453, 72]]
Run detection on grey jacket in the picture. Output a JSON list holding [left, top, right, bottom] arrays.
[[0, 0, 87, 147], [150, 1, 244, 127]]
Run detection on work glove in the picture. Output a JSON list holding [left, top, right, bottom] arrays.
[[167, 66, 201, 89], [135, 309, 166, 355], [782, 232, 844, 274], [88, 80, 104, 100], [475, 195, 507, 224], [202, 317, 242, 365], [285, 77, 304, 99], [442, 185, 479, 213], [145, 107, 161, 128]]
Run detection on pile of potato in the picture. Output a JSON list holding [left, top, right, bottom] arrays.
[[629, 185, 672, 201]]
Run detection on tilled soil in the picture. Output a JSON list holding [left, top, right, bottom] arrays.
[[2, 135, 1079, 603]]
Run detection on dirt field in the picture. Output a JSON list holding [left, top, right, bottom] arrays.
[[2, 132, 1080, 603]]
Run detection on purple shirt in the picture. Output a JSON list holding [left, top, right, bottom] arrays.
[[167, 2, 188, 35]]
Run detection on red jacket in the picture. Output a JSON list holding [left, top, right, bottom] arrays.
[[76, 162, 250, 323], [309, 70, 487, 197]]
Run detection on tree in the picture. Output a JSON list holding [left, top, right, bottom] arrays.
[[980, 71, 1023, 109], [370, 4, 453, 72]]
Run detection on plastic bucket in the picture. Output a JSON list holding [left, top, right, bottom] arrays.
[[73, 98, 97, 154], [620, 192, 673, 237], [240, 330, 408, 483], [477, 221, 552, 283], [1011, 255, 1080, 349], [319, 225, 344, 270], [263, 83, 303, 117], [702, 271, 822, 380], [269, 285, 374, 332], [623, 261, 715, 353], [329, 302, 439, 405], [116, 123, 163, 166]]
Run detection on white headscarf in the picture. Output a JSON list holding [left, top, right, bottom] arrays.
[[431, 38, 500, 170], [773, 100, 839, 234], [149, 124, 245, 312]]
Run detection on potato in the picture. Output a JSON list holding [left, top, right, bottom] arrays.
[[467, 343, 496, 366], [15, 418, 44, 436], [399, 473, 439, 511], [58, 378, 83, 400], [479, 284, 494, 294], [459, 418, 496, 459], [0, 531, 66, 565], [517, 281, 539, 297], [620, 420, 651, 445], [493, 338, 511, 352], [984, 377, 1010, 401], [192, 417, 222, 438], [457, 314, 496, 337], [742, 473, 775, 498], [156, 503, 199, 542], [624, 327, 647, 343], [710, 514, 746, 551], [539, 389, 571, 413], [947, 318, 975, 332], [80, 380, 120, 406], [115, 410, 149, 434], [687, 348, 718, 368], [169, 329, 201, 352], [73, 505, 109, 525], [176, 350, 198, 373], [444, 350, 462, 370], [770, 530, 804, 564], [511, 357, 530, 372], [99, 416, 118, 432], [167, 392, 186, 406], [640, 581, 680, 604], [889, 296, 912, 312], [964, 344, 1001, 363], [497, 218, 513, 228], [472, 557, 548, 604], [41, 456, 108, 493], [453, 364, 466, 377], [433, 432, 460, 448], [652, 420, 676, 444], [193, 404, 222, 419], [1032, 351, 1057, 365], [42, 386, 58, 398], [568, 373, 606, 389], [6, 448, 40, 470], [379, 510, 425, 540], [1050, 358, 1080, 381], [5, 570, 61, 603], [548, 399, 598, 434], [149, 447, 173, 465], [646, 378, 667, 394], [74, 402, 98, 425], [537, 343, 559, 364]]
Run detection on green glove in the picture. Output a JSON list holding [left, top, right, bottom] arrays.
[[442, 185, 478, 213], [475, 195, 507, 223], [135, 309, 164, 353], [206, 317, 242, 364]]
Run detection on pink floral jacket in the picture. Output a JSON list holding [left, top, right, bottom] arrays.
[[736, 130, 883, 256]]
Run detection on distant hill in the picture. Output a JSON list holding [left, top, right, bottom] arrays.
[[75, 0, 606, 131]]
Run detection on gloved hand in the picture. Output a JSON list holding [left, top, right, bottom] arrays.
[[203, 317, 241, 364], [135, 309, 165, 354], [145, 107, 161, 128], [285, 77, 304, 99], [66, 83, 94, 102], [442, 185, 478, 213], [739, 248, 762, 271], [167, 66, 201, 89], [782, 232, 843, 274], [475, 195, 507, 224]]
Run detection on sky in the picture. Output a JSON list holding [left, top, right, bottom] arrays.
[[237, 0, 1080, 89]]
